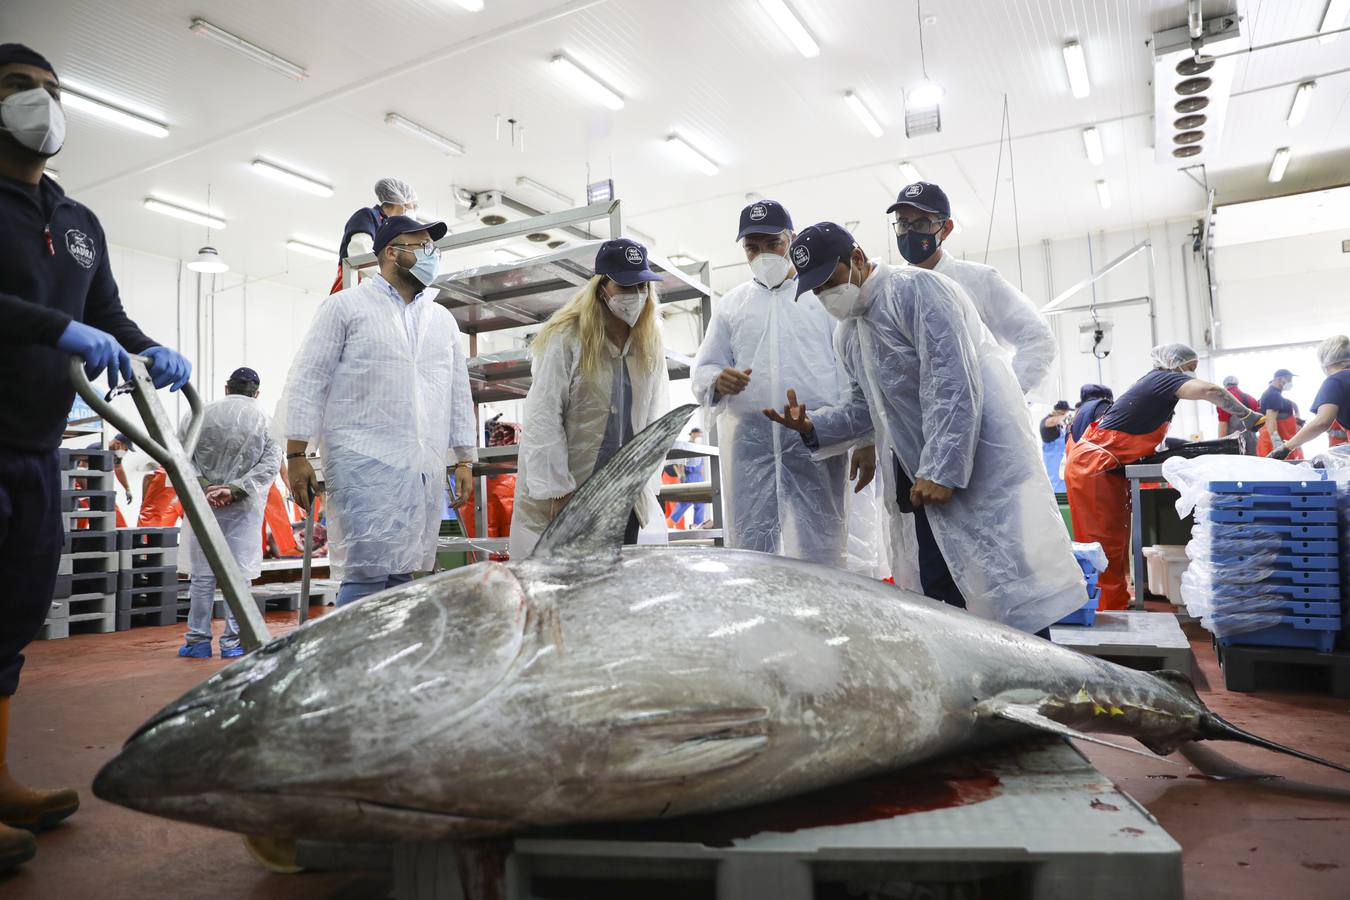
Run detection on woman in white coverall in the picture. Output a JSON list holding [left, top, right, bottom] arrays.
[[510, 239, 671, 558], [766, 223, 1084, 637], [692, 199, 864, 568], [178, 368, 282, 658]]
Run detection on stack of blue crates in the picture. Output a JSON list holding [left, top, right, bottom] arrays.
[[1057, 547, 1104, 627], [1205, 479, 1342, 652]]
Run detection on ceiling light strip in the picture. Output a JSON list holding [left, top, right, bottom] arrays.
[[250, 158, 334, 197], [188, 18, 307, 80]]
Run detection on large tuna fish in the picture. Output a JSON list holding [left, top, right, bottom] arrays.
[[94, 405, 1348, 842]]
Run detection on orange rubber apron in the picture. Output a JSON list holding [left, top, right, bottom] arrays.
[[1330, 422, 1347, 448], [262, 482, 302, 556], [1257, 416, 1303, 459], [136, 467, 182, 527], [1064, 420, 1169, 610]]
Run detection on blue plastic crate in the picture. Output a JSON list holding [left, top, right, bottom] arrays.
[[1211, 569, 1342, 586], [1207, 553, 1340, 571], [1210, 538, 1341, 556], [1218, 616, 1341, 652], [1208, 493, 1338, 510], [1211, 582, 1341, 601], [1208, 479, 1334, 495], [1057, 588, 1099, 627], [1208, 508, 1339, 525], [1208, 523, 1340, 540], [1212, 599, 1342, 617]]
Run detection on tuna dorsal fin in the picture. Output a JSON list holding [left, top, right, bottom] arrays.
[[530, 404, 697, 561], [987, 702, 1176, 764]]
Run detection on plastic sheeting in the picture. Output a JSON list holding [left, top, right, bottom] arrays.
[[1072, 541, 1109, 574], [179, 395, 282, 580], [279, 275, 477, 579], [510, 327, 670, 559], [808, 262, 1085, 634], [691, 277, 855, 567]]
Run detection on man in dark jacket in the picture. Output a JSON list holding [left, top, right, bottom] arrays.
[[0, 43, 192, 870]]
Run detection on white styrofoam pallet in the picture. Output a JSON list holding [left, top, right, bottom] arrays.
[[388, 739, 1182, 900], [1051, 611, 1193, 674]]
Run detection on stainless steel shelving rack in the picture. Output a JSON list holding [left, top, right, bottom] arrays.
[[343, 200, 722, 560]]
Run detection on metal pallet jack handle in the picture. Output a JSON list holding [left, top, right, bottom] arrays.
[[68, 356, 273, 651]]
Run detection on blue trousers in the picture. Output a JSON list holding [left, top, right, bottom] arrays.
[[337, 572, 414, 607], [0, 450, 63, 696]]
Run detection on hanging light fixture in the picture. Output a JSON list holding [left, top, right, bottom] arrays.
[[185, 185, 229, 273]]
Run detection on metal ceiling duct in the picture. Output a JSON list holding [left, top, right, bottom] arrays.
[[1152, 11, 1242, 169]]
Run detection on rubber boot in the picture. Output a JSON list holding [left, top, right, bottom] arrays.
[[0, 822, 36, 871], [0, 696, 79, 830]]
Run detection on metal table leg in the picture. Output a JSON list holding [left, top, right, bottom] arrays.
[[1130, 475, 1146, 611]]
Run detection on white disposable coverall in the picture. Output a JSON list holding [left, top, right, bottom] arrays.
[[281, 274, 477, 580], [179, 394, 283, 579], [692, 276, 854, 567], [809, 263, 1084, 634], [510, 324, 670, 559], [932, 254, 1057, 396]]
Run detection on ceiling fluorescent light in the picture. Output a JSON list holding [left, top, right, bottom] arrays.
[[664, 133, 719, 176], [843, 91, 884, 137], [385, 113, 465, 155], [906, 81, 944, 109], [286, 239, 337, 261], [250, 158, 334, 197], [898, 161, 921, 183], [1319, 0, 1350, 43], [515, 176, 574, 207], [1082, 126, 1104, 165], [757, 0, 820, 58], [188, 18, 306, 80], [1267, 147, 1291, 183], [453, 0, 485, 10], [144, 197, 226, 229], [61, 87, 168, 138], [1286, 81, 1316, 127], [1095, 179, 1112, 209], [1062, 40, 1091, 99], [549, 53, 624, 110]]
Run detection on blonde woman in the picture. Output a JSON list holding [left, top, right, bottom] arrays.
[[509, 239, 671, 558], [1271, 335, 1350, 459]]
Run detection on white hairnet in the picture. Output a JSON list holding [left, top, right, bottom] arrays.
[[1317, 335, 1350, 370], [1150, 342, 1198, 372], [374, 177, 417, 208], [1222, 375, 1238, 387]]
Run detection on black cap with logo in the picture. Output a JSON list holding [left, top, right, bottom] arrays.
[[736, 200, 793, 241]]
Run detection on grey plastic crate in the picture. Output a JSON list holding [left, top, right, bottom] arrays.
[[64, 530, 117, 554], [118, 527, 180, 550], [118, 565, 178, 591], [120, 546, 179, 570]]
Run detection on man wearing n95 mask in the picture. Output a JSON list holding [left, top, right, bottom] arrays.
[[888, 181, 1056, 397], [691, 201, 872, 569], [764, 223, 1084, 638], [282, 215, 476, 607]]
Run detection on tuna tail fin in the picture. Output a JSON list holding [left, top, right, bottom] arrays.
[[1146, 669, 1350, 775], [988, 702, 1175, 763], [531, 404, 697, 562]]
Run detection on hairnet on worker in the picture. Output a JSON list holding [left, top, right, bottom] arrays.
[[1150, 342, 1198, 372], [790, 223, 1085, 634], [690, 200, 856, 568], [1318, 335, 1350, 371], [373, 177, 417, 210], [509, 239, 670, 558]]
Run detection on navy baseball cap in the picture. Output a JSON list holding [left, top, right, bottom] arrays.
[[229, 367, 260, 385], [595, 238, 662, 286], [373, 215, 448, 254], [886, 181, 952, 218], [788, 222, 857, 299], [1274, 368, 1296, 379], [0, 44, 57, 78], [736, 199, 793, 241]]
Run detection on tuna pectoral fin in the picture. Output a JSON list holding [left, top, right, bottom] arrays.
[[988, 703, 1173, 763], [531, 404, 697, 562], [605, 734, 770, 782]]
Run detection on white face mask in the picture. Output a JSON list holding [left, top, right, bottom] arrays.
[[0, 88, 66, 156], [814, 259, 865, 321], [605, 286, 646, 327], [749, 251, 791, 288]]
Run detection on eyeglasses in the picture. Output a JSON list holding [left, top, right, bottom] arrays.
[[389, 239, 436, 254], [892, 216, 946, 235]]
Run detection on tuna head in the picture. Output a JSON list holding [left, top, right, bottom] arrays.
[[93, 563, 536, 842]]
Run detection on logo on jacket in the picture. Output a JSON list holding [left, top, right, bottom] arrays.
[[65, 229, 96, 269], [749, 204, 767, 221], [904, 184, 923, 198], [791, 244, 810, 268], [625, 246, 643, 264]]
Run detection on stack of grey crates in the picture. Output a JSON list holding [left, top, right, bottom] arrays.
[[117, 527, 181, 630], [44, 448, 119, 639]]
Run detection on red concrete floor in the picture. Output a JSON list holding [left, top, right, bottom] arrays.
[[2, 609, 1348, 899]]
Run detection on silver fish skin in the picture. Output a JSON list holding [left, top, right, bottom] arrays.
[[93, 547, 1208, 843]]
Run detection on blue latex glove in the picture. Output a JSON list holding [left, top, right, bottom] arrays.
[[56, 320, 132, 387], [143, 346, 192, 392]]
